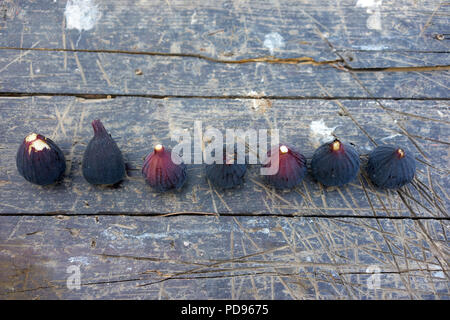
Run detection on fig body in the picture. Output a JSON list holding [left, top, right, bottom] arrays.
[[311, 139, 360, 187], [263, 144, 307, 189], [142, 144, 187, 192], [16, 133, 66, 185], [82, 120, 126, 185], [205, 146, 246, 189], [366, 145, 415, 189]]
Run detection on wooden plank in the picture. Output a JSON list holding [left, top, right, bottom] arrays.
[[0, 48, 449, 98], [0, 48, 355, 98], [0, 0, 448, 55], [0, 96, 448, 217], [0, 215, 448, 299], [342, 51, 450, 69]]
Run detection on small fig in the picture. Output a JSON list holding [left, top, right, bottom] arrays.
[[263, 144, 307, 189], [366, 145, 415, 189], [311, 139, 360, 187], [205, 146, 246, 189], [16, 133, 66, 185], [82, 119, 126, 185], [142, 144, 187, 192]]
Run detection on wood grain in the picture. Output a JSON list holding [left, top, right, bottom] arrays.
[[0, 96, 447, 217], [1, 0, 448, 55], [0, 215, 448, 299], [0, 0, 448, 300], [0, 48, 449, 98]]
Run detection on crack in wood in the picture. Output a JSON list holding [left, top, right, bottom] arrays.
[[0, 46, 449, 72], [0, 92, 449, 101], [0, 212, 448, 220]]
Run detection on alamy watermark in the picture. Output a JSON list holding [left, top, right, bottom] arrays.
[[66, 265, 81, 290], [366, 265, 381, 290], [170, 121, 280, 175]]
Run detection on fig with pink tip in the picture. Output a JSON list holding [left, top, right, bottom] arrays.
[[142, 144, 187, 192], [262, 144, 307, 189]]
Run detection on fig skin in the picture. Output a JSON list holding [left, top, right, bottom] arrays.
[[311, 139, 360, 187], [82, 120, 126, 185], [16, 133, 66, 185], [366, 145, 415, 189], [142, 144, 187, 192], [205, 146, 246, 189], [263, 144, 307, 189]]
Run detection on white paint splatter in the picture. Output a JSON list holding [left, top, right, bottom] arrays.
[[190, 11, 198, 24], [102, 228, 117, 241], [310, 119, 338, 144], [170, 42, 181, 53], [433, 271, 445, 279], [380, 134, 401, 142], [68, 256, 90, 265], [241, 91, 268, 111], [354, 44, 388, 51], [183, 241, 190, 247], [263, 32, 285, 55], [65, 0, 101, 31], [356, 0, 382, 9], [134, 232, 164, 240], [356, 0, 382, 31]]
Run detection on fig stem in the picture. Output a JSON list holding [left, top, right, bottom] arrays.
[[92, 119, 108, 135]]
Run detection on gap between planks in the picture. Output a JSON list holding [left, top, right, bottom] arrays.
[[0, 212, 448, 220], [0, 92, 449, 101]]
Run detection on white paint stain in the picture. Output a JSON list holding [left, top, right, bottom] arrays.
[[263, 32, 285, 55], [380, 133, 401, 142], [310, 119, 338, 144], [170, 42, 181, 53], [240, 91, 268, 111], [183, 241, 190, 247], [68, 256, 90, 265], [354, 44, 388, 51], [65, 0, 101, 31], [190, 11, 198, 24], [356, 0, 382, 31], [433, 271, 445, 279]]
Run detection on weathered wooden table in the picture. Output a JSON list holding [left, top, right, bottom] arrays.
[[0, 0, 448, 299]]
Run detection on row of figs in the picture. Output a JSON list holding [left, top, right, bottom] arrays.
[[16, 120, 416, 191]]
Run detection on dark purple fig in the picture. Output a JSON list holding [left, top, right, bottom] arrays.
[[16, 133, 66, 185], [205, 146, 246, 189], [82, 120, 126, 185], [311, 139, 360, 187], [366, 145, 415, 189], [142, 144, 187, 192], [263, 144, 307, 189]]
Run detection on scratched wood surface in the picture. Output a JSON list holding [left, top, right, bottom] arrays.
[[0, 49, 449, 98], [0, 96, 448, 218], [1, 0, 448, 53], [0, 215, 448, 299], [0, 0, 449, 299]]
